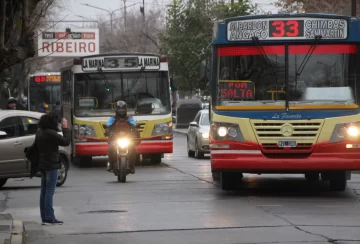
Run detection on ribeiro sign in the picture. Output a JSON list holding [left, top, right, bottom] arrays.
[[37, 28, 99, 57]]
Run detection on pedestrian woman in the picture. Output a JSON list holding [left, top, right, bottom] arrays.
[[35, 112, 70, 225]]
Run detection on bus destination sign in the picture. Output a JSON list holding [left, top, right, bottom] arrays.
[[32, 75, 61, 83], [227, 18, 348, 41], [82, 56, 160, 71], [219, 80, 254, 100]]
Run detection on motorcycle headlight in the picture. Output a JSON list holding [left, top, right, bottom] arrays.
[[211, 122, 244, 142], [330, 122, 360, 143], [152, 121, 172, 136], [117, 139, 130, 148]]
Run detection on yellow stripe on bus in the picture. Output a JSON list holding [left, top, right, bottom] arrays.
[[216, 104, 359, 110]]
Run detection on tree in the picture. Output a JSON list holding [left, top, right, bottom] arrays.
[[274, 0, 352, 15], [160, 0, 256, 93], [0, 0, 58, 73]]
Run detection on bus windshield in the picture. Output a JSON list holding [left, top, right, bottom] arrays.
[[216, 44, 357, 107], [29, 84, 61, 112], [74, 71, 171, 117]]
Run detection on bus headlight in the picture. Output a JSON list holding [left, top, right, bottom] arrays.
[[211, 122, 244, 142], [74, 124, 96, 137], [117, 139, 129, 148], [330, 122, 360, 143], [348, 126, 359, 137], [152, 121, 172, 136], [217, 127, 227, 137]]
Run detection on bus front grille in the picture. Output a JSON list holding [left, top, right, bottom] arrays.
[[250, 120, 324, 152]]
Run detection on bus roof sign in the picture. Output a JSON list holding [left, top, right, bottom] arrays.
[[81, 55, 160, 71], [227, 18, 348, 41]]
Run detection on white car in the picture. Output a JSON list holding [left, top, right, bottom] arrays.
[[0, 110, 70, 188], [187, 110, 210, 159]]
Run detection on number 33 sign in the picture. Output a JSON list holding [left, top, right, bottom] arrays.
[[269, 20, 304, 37]]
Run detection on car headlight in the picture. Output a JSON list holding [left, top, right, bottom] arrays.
[[202, 132, 209, 139], [117, 139, 129, 148], [152, 121, 172, 136], [74, 124, 96, 137], [330, 122, 360, 143], [211, 122, 244, 142]]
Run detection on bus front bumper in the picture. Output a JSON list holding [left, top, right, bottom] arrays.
[[211, 149, 360, 172], [75, 140, 173, 157], [136, 140, 173, 154]]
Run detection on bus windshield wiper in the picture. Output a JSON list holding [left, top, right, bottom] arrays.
[[296, 35, 322, 77], [252, 37, 279, 100], [97, 67, 114, 105]]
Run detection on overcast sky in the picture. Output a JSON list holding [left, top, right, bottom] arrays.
[[57, 0, 279, 25]]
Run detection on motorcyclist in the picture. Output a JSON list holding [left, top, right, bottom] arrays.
[[105, 101, 139, 173]]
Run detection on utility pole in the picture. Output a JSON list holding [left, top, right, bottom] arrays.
[[140, 0, 146, 52], [123, 0, 127, 29], [351, 0, 357, 17]]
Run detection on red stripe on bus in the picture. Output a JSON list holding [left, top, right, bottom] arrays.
[[217, 44, 357, 56]]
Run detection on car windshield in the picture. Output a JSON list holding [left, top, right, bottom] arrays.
[[216, 44, 357, 107], [74, 72, 171, 117], [200, 113, 209, 126]]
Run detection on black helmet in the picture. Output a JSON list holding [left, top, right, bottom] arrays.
[[7, 97, 16, 104], [115, 101, 127, 116]]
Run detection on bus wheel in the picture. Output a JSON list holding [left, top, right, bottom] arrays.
[[330, 171, 347, 191], [305, 173, 319, 181], [150, 154, 162, 164], [74, 156, 92, 167], [220, 172, 242, 190], [0, 179, 7, 188], [212, 172, 220, 181]]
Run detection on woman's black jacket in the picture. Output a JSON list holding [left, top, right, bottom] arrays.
[[35, 128, 71, 171]]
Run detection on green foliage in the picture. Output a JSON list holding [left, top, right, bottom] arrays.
[[160, 0, 255, 92]]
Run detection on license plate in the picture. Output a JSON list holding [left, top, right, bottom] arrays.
[[278, 140, 297, 148]]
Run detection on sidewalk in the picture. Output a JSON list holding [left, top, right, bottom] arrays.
[[0, 214, 25, 244]]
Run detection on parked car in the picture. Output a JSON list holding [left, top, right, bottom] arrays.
[[0, 110, 70, 188], [187, 109, 210, 159]]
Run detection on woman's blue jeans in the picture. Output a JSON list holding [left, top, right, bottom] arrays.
[[40, 169, 58, 221]]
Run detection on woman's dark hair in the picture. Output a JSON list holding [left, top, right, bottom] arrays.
[[38, 112, 59, 131]]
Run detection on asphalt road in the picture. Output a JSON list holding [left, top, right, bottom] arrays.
[[1, 133, 360, 243]]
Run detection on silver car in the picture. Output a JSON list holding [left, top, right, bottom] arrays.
[[0, 110, 70, 188], [187, 110, 210, 159]]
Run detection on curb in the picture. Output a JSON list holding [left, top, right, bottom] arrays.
[[0, 214, 25, 244], [10, 220, 25, 244]]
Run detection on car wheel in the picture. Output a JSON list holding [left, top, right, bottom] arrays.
[[57, 156, 68, 187], [0, 179, 7, 188], [187, 138, 195, 157], [195, 140, 204, 159]]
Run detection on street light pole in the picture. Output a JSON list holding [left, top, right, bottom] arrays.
[[81, 3, 138, 32]]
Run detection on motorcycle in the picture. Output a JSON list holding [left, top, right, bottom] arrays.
[[104, 122, 140, 183]]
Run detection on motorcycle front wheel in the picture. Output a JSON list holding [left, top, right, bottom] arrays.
[[118, 171, 126, 182]]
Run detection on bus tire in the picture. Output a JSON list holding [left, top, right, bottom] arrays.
[[305, 173, 319, 181], [150, 154, 162, 164], [220, 172, 242, 190], [330, 171, 347, 191], [74, 156, 92, 167], [0, 179, 7, 188], [212, 172, 220, 181]]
